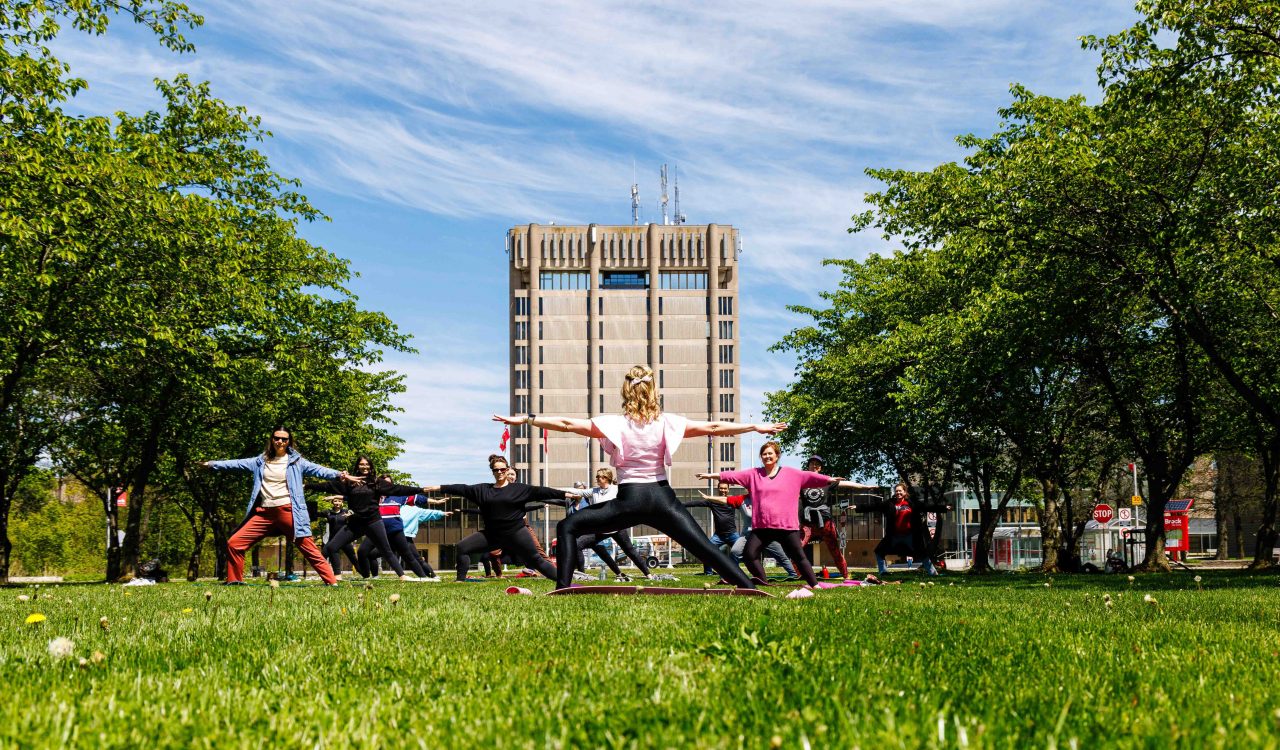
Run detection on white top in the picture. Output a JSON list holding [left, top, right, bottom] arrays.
[[259, 455, 291, 508], [590, 413, 688, 484]]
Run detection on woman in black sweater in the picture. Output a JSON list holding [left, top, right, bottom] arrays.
[[311, 456, 429, 580]]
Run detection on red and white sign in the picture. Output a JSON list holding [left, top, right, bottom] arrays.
[[1117, 507, 1132, 522], [114, 488, 128, 507], [1092, 504, 1115, 524]]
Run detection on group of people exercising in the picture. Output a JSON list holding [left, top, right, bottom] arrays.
[[200, 364, 947, 589]]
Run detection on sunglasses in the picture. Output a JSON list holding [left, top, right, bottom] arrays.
[[491, 466, 509, 473], [271, 436, 291, 442]]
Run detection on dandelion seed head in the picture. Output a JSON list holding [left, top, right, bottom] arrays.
[[17, 594, 29, 602], [47, 637, 75, 659]]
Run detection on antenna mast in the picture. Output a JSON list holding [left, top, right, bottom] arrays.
[[659, 164, 669, 225], [630, 160, 640, 225], [673, 164, 686, 225]]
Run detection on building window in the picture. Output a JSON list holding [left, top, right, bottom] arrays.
[[719, 442, 736, 462], [598, 297, 603, 315], [514, 395, 529, 413], [539, 395, 544, 412], [658, 321, 663, 340], [718, 296, 733, 316], [538, 370, 544, 389], [514, 370, 529, 389], [718, 345, 734, 364], [513, 424, 529, 439], [515, 346, 528, 365], [718, 320, 733, 339], [514, 321, 528, 340], [538, 297, 543, 315], [659, 370, 664, 388], [514, 297, 530, 316], [539, 271, 590, 290], [720, 393, 735, 413], [538, 321, 543, 339], [719, 369, 734, 388], [538, 346, 544, 365], [599, 370, 604, 388], [513, 444, 529, 464], [658, 297, 663, 314], [659, 345, 664, 365], [659, 272, 708, 290], [599, 271, 648, 289]]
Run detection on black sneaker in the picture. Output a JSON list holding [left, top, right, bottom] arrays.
[[222, 581, 246, 586]]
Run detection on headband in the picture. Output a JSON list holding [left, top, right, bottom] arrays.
[[628, 376, 652, 385]]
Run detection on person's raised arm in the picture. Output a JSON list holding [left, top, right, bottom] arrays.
[[493, 414, 603, 438], [835, 480, 878, 490], [198, 457, 257, 472], [684, 421, 787, 438]]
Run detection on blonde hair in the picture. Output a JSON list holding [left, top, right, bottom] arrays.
[[620, 364, 661, 423], [595, 467, 615, 483]]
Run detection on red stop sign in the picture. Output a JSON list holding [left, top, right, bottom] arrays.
[[1092, 504, 1114, 524]]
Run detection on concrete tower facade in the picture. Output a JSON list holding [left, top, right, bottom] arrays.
[[506, 223, 741, 488]]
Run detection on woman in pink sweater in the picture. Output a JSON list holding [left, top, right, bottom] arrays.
[[698, 441, 831, 586]]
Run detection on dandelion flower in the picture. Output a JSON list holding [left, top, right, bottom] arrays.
[[1044, 583, 1051, 588], [1143, 594, 1158, 605], [389, 594, 401, 605], [1127, 575, 1135, 583], [181, 608, 193, 614], [204, 591, 213, 602], [78, 657, 89, 667], [17, 594, 29, 602], [25, 613, 46, 625], [47, 637, 74, 659], [1194, 575, 1202, 583], [91, 651, 105, 664]]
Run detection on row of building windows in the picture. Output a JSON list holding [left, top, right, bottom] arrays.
[[516, 368, 737, 393], [534, 272, 714, 291], [512, 295, 736, 318], [516, 321, 734, 344]]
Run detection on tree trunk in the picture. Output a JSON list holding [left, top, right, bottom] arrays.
[[0, 502, 10, 584], [1250, 437, 1279, 569], [122, 377, 177, 574], [1037, 477, 1063, 572], [186, 515, 207, 581]]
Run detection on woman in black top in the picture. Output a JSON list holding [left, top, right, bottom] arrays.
[[423, 454, 569, 582], [311, 456, 427, 581]]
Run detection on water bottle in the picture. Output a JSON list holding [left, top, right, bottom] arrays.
[[598, 567, 606, 581]]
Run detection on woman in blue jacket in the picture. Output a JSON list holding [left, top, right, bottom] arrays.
[[199, 427, 350, 585]]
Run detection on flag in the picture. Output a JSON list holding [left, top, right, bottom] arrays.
[[542, 428, 548, 456], [499, 426, 510, 452]]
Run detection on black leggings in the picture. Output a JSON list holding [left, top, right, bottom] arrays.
[[327, 540, 360, 576], [744, 528, 817, 586], [359, 529, 434, 578], [555, 481, 752, 590], [456, 527, 556, 582], [577, 530, 652, 576], [324, 518, 404, 577]]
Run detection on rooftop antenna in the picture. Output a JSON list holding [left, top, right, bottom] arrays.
[[630, 160, 640, 225], [673, 164, 686, 225], [659, 164, 669, 226]]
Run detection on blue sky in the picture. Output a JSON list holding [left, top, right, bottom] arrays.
[[51, 1, 1140, 483]]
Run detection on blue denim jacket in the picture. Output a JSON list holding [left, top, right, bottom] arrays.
[[209, 448, 339, 539]]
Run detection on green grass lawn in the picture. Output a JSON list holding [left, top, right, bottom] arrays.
[[2, 568, 1278, 749]]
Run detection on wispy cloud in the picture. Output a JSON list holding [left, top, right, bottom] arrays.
[[46, 0, 1141, 467]]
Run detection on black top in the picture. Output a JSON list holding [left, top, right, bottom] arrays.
[[307, 478, 424, 521], [682, 500, 739, 536], [440, 482, 568, 534], [798, 481, 839, 527]]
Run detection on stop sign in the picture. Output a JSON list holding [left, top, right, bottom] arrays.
[[1092, 504, 1115, 524]]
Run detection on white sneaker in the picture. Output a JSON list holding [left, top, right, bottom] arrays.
[[571, 571, 593, 581], [423, 576, 442, 582]]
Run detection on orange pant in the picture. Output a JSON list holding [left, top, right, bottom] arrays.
[[800, 519, 848, 579], [226, 505, 336, 584]]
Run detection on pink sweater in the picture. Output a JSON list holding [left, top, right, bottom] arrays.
[[718, 467, 833, 531]]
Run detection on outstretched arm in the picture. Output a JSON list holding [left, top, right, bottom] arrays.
[[199, 458, 257, 472], [493, 414, 603, 438], [684, 421, 787, 438], [835, 480, 878, 490]]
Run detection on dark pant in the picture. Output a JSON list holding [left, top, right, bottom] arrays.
[[456, 527, 557, 582], [555, 481, 752, 590], [577, 529, 652, 576], [324, 517, 404, 577], [744, 528, 817, 586], [359, 528, 433, 577], [327, 539, 360, 576]]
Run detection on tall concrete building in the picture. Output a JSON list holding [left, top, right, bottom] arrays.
[[506, 223, 741, 489]]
